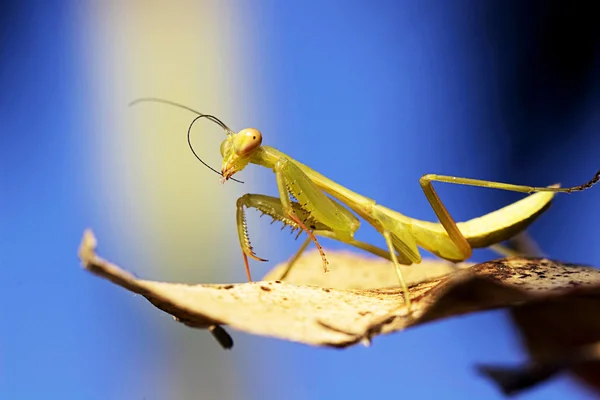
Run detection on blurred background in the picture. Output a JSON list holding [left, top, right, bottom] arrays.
[[1, 1, 599, 399]]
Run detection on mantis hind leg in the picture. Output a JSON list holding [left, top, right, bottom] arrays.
[[418, 171, 600, 262]]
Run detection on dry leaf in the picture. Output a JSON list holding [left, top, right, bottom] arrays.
[[78, 229, 600, 354], [507, 291, 600, 395], [477, 341, 600, 396], [263, 250, 472, 289]]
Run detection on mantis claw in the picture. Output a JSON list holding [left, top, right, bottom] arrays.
[[247, 251, 268, 263]]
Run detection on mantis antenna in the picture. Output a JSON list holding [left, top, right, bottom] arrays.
[[129, 97, 244, 184], [186, 114, 244, 184]]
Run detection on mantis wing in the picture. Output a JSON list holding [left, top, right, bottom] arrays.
[[275, 157, 360, 241]]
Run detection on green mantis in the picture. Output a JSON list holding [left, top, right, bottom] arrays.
[[131, 98, 600, 312]]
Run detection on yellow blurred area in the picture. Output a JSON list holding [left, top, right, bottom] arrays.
[[77, 1, 262, 399], [80, 0, 256, 280]]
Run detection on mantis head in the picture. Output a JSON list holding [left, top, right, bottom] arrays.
[[127, 97, 254, 184], [220, 128, 263, 181]]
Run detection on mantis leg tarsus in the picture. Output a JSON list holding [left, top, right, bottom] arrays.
[[242, 251, 253, 282], [560, 169, 600, 193]]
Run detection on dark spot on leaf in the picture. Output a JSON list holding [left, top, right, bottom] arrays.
[[222, 285, 234, 290], [260, 286, 272, 292]]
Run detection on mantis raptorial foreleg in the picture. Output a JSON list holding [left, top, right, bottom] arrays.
[[237, 193, 330, 281], [236, 193, 407, 280]]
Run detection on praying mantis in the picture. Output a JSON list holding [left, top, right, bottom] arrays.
[[131, 98, 600, 311]]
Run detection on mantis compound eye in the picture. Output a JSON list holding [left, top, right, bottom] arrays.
[[234, 128, 263, 156]]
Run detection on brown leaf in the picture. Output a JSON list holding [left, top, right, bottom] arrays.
[[477, 341, 600, 396], [78, 229, 600, 350], [509, 288, 600, 395], [262, 249, 472, 289]]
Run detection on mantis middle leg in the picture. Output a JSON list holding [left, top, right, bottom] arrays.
[[277, 229, 414, 281]]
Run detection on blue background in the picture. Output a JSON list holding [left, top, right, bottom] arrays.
[[2, 1, 599, 399]]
